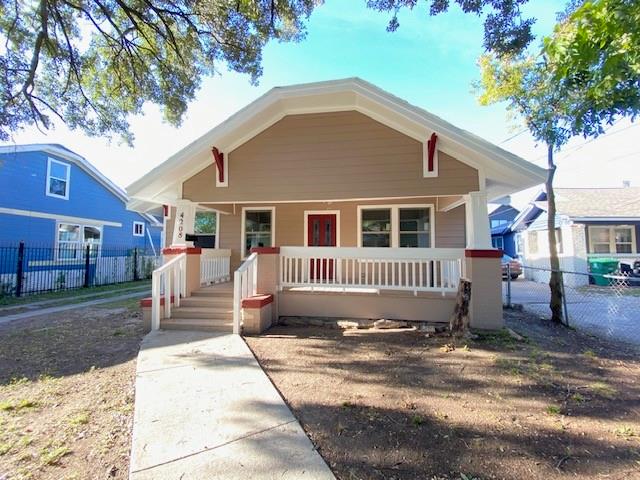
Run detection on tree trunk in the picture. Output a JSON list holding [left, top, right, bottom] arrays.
[[449, 278, 472, 336], [546, 144, 564, 324]]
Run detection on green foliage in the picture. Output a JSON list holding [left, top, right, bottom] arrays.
[[366, 0, 536, 55], [195, 211, 217, 234], [0, 0, 316, 143], [543, 0, 640, 137]]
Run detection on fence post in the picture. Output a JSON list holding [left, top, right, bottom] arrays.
[[559, 271, 569, 327], [506, 263, 512, 307], [15, 241, 25, 297], [84, 245, 91, 288], [133, 248, 139, 281]]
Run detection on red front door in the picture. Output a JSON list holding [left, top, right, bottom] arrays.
[[307, 214, 337, 280]]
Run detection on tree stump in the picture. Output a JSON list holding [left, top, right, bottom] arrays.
[[449, 278, 472, 336]]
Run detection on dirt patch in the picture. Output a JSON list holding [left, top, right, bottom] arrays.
[[0, 302, 144, 480], [246, 310, 640, 480]]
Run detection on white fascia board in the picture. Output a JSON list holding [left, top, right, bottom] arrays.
[[571, 216, 640, 222], [126, 77, 547, 203]]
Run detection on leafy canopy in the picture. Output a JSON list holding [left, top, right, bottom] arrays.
[[0, 0, 316, 143]]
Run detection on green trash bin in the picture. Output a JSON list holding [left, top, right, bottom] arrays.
[[588, 258, 619, 286]]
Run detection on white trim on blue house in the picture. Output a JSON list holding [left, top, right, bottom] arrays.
[[0, 206, 123, 227], [133, 221, 145, 237], [46, 157, 70, 200]]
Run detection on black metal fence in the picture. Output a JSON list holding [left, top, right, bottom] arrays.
[[0, 242, 160, 298]]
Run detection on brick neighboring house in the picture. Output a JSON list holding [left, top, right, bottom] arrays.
[[518, 187, 640, 285]]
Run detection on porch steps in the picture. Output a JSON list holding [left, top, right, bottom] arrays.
[[160, 282, 234, 332]]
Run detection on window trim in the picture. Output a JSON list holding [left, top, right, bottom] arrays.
[[588, 225, 637, 254], [492, 236, 504, 250], [357, 204, 435, 248], [55, 221, 103, 261], [194, 210, 220, 248], [46, 158, 70, 200], [240, 206, 276, 258], [133, 221, 145, 237]]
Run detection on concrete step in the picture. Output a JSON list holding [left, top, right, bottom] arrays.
[[191, 288, 234, 298], [171, 306, 232, 320], [180, 296, 233, 308], [161, 317, 233, 332]]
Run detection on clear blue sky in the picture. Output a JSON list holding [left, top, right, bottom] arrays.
[[6, 0, 640, 204]]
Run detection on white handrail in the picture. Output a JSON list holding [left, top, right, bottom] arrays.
[[151, 253, 186, 330], [232, 252, 258, 335], [279, 247, 464, 295], [200, 249, 231, 285]]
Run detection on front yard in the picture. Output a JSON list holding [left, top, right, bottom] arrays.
[[0, 298, 144, 480], [247, 310, 640, 480]]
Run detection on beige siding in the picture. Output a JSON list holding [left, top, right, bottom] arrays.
[[212, 198, 465, 270], [183, 111, 478, 203]]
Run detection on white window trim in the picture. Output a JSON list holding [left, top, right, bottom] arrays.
[[303, 210, 341, 247], [133, 221, 145, 237], [492, 236, 504, 250], [588, 225, 637, 255], [240, 206, 276, 258], [46, 158, 70, 200], [357, 204, 435, 248], [54, 221, 103, 261]]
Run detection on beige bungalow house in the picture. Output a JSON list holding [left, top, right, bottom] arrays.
[[128, 78, 546, 334]]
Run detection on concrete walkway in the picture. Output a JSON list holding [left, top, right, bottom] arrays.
[[0, 290, 149, 325], [129, 331, 335, 480]]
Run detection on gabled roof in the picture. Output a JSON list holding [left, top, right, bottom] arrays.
[[554, 187, 640, 219], [0, 143, 162, 226], [127, 77, 546, 208]]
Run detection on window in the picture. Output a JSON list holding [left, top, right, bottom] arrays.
[[528, 231, 539, 255], [555, 228, 563, 255], [243, 209, 274, 256], [361, 209, 391, 247], [57, 223, 102, 260], [133, 221, 145, 237], [46, 158, 70, 199], [490, 219, 508, 228], [194, 211, 217, 234], [359, 205, 432, 248], [588, 226, 636, 254], [515, 233, 524, 255], [492, 236, 504, 250]]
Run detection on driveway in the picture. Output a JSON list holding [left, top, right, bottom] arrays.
[[129, 330, 335, 479], [505, 279, 640, 346]]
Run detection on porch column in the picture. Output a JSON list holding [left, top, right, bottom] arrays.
[[170, 199, 197, 247], [464, 191, 491, 249], [464, 191, 503, 330]]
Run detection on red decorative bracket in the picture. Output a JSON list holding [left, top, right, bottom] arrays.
[[212, 147, 224, 183], [162, 204, 169, 217], [427, 132, 438, 172]]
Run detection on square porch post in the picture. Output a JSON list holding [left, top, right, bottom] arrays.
[[464, 191, 503, 330]]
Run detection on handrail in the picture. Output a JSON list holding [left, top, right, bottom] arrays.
[[232, 252, 258, 335], [151, 253, 186, 330]]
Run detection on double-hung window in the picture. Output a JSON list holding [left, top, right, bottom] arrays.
[[243, 208, 274, 256], [57, 223, 102, 260], [359, 205, 432, 248], [588, 226, 636, 254], [46, 158, 70, 199], [133, 221, 145, 237]]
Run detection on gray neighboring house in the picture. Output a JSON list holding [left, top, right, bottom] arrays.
[[518, 187, 640, 286]]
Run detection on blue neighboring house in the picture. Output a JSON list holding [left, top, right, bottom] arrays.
[[489, 204, 520, 257], [0, 143, 162, 251]]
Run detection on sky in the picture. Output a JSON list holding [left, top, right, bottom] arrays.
[[4, 0, 640, 209]]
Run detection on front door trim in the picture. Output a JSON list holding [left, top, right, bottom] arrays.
[[303, 210, 341, 247]]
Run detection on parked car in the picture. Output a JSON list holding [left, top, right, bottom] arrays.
[[501, 254, 522, 280]]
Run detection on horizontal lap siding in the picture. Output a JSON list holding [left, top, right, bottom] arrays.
[[183, 111, 478, 203], [215, 199, 466, 271]]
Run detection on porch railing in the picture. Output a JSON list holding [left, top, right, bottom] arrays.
[[151, 253, 186, 330], [279, 247, 464, 295], [232, 252, 258, 334], [200, 249, 231, 285]]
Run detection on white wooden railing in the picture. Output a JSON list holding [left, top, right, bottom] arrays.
[[232, 252, 258, 335], [151, 253, 186, 330], [200, 249, 231, 285], [279, 247, 464, 295]]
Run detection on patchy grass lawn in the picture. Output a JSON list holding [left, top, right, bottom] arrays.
[[0, 300, 145, 479], [246, 310, 640, 480]]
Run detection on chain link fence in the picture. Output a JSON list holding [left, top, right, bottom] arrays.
[[503, 264, 640, 346], [0, 241, 160, 299]]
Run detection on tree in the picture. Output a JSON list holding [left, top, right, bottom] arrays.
[[365, 0, 536, 56], [0, 0, 316, 143], [477, 54, 571, 323]]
